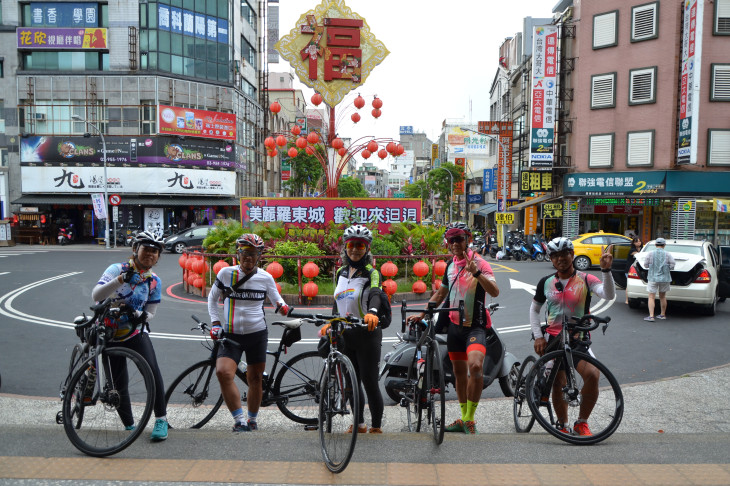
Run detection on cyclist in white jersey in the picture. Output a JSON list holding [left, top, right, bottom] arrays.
[[207, 234, 289, 432]]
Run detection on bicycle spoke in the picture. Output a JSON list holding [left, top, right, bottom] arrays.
[[319, 356, 358, 473], [513, 356, 536, 433], [165, 361, 224, 429], [427, 345, 446, 444], [274, 351, 324, 425]]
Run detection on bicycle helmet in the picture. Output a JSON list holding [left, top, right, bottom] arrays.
[[444, 221, 472, 240], [236, 233, 265, 251], [546, 237, 574, 256], [133, 230, 164, 252], [343, 224, 373, 244]]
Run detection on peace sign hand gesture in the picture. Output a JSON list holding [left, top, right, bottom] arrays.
[[600, 245, 614, 270], [465, 250, 480, 276]]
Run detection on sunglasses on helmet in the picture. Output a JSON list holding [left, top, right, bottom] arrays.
[[447, 236, 466, 244]]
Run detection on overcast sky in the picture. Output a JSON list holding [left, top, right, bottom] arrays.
[[269, 0, 556, 164]]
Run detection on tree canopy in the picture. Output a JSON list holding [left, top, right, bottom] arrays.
[[337, 176, 369, 197]]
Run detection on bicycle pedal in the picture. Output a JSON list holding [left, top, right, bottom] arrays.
[[304, 424, 318, 431], [399, 397, 409, 407]]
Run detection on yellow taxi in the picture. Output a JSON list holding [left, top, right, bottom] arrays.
[[570, 231, 632, 270]]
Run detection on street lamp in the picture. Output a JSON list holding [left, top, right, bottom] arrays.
[[72, 114, 109, 249], [429, 167, 453, 224]]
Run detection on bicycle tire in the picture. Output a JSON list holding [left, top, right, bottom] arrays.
[[525, 350, 623, 445], [165, 360, 226, 429], [63, 347, 155, 457], [427, 344, 446, 445], [62, 343, 89, 428], [319, 353, 359, 474], [273, 350, 324, 425], [405, 357, 424, 433], [513, 355, 537, 433]]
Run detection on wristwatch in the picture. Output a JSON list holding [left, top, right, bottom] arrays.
[[368, 307, 379, 315], [472, 270, 482, 278]]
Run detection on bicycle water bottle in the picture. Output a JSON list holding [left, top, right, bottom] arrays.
[[83, 366, 96, 403], [238, 360, 248, 374]]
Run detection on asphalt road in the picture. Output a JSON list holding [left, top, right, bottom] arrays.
[[1, 245, 728, 401]]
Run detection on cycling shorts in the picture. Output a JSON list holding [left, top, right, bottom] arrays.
[[446, 324, 486, 361], [216, 329, 268, 365], [544, 331, 595, 367]]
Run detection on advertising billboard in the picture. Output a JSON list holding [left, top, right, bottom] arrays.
[[29, 3, 99, 27], [528, 25, 558, 170], [17, 27, 107, 49], [158, 105, 236, 140]]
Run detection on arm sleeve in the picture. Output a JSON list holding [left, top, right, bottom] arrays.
[[587, 272, 616, 301], [266, 273, 285, 308], [92, 278, 123, 302], [667, 253, 676, 270], [366, 270, 383, 312], [139, 302, 157, 321], [530, 300, 544, 339], [207, 273, 224, 323], [533, 276, 549, 304]]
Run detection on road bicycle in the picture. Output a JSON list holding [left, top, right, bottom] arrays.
[[516, 313, 624, 445], [288, 308, 365, 474], [56, 298, 155, 457], [164, 315, 324, 429], [398, 300, 464, 445]]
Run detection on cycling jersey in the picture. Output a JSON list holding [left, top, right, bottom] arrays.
[[208, 266, 285, 335], [441, 250, 496, 329], [333, 264, 383, 319]]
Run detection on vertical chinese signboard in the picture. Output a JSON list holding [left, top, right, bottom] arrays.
[[678, 0, 702, 165], [454, 157, 465, 195], [281, 158, 291, 182], [478, 121, 513, 211], [528, 25, 558, 170]]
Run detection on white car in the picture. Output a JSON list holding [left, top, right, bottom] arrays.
[[626, 239, 730, 316]]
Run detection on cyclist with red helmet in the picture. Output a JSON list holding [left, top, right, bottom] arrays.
[[207, 233, 289, 432]]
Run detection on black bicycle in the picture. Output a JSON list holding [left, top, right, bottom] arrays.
[[518, 314, 624, 445], [288, 308, 364, 474], [57, 298, 155, 457], [399, 300, 464, 445], [164, 315, 324, 429]]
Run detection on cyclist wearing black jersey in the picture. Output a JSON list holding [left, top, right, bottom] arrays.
[[530, 237, 615, 437]]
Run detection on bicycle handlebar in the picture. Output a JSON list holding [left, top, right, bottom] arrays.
[[567, 314, 611, 333], [189, 315, 241, 347], [399, 300, 466, 334]]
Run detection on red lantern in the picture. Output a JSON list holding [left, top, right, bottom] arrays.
[[396, 144, 405, 155], [433, 280, 442, 291], [303, 261, 320, 279], [372, 97, 383, 109], [275, 135, 287, 147], [371, 108, 382, 119], [296, 137, 307, 149], [386, 142, 397, 154], [276, 282, 282, 294], [305, 146, 315, 155], [178, 254, 188, 269], [383, 279, 397, 296], [378, 149, 388, 159], [351, 113, 361, 123], [413, 260, 430, 277], [303, 281, 319, 298], [291, 125, 301, 136], [433, 260, 447, 277], [185, 258, 195, 271], [361, 149, 371, 159], [338, 147, 347, 156], [268, 150, 278, 157], [192, 259, 203, 274], [264, 136, 276, 149], [354, 95, 365, 109], [412, 280, 427, 294], [213, 260, 229, 274], [307, 132, 319, 144], [288, 147, 298, 158], [193, 277, 204, 289], [381, 261, 398, 278], [332, 138, 344, 150], [311, 93, 323, 106], [269, 101, 281, 113], [266, 261, 284, 279], [367, 140, 378, 153]]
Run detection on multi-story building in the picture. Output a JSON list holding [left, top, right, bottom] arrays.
[[1, 0, 269, 244], [355, 161, 387, 198]]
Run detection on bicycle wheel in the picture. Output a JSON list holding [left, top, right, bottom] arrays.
[[525, 350, 624, 445], [165, 360, 224, 429], [404, 358, 424, 433], [319, 353, 359, 474], [63, 347, 155, 457], [426, 344, 446, 444], [513, 355, 536, 433], [273, 350, 324, 425]]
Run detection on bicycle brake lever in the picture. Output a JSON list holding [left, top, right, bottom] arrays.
[[602, 322, 609, 335]]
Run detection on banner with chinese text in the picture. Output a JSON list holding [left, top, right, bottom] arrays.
[[478, 121, 513, 208], [17, 27, 107, 49], [528, 25, 558, 170], [678, 0, 702, 165], [158, 105, 236, 140]]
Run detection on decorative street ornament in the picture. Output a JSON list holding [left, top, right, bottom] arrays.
[[351, 112, 361, 123], [275, 0, 390, 107]]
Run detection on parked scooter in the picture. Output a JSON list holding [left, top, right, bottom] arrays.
[[379, 302, 519, 403], [529, 237, 546, 261], [57, 225, 73, 245]]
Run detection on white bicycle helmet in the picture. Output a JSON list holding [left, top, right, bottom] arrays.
[[546, 237, 574, 255], [343, 224, 373, 244], [236, 233, 265, 251], [445, 221, 472, 236], [133, 230, 164, 252]]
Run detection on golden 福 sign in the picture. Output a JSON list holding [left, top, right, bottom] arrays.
[[275, 0, 390, 107]]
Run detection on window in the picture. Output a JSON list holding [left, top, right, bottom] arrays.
[[241, 1, 256, 27], [591, 73, 616, 109], [593, 11, 618, 49], [241, 36, 256, 70], [629, 67, 657, 104], [626, 130, 654, 167], [140, 102, 157, 135], [589, 133, 614, 168], [708, 130, 730, 165], [632, 2, 659, 41], [711, 64, 730, 101], [715, 0, 730, 35]]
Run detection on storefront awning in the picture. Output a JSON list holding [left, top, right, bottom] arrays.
[[471, 203, 498, 216], [507, 194, 560, 212], [12, 195, 241, 207]]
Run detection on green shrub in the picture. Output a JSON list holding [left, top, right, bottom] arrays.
[[270, 241, 325, 284]]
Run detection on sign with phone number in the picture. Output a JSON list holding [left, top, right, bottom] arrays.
[[495, 212, 514, 225]]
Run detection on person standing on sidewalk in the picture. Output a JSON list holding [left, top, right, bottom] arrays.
[[625, 237, 643, 304], [207, 234, 290, 432], [644, 237, 675, 322]]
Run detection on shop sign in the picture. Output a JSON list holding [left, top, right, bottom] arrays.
[[495, 212, 514, 225], [525, 206, 538, 235], [714, 198, 730, 212], [158, 105, 236, 141], [520, 170, 552, 194], [281, 158, 291, 182], [20, 136, 235, 170], [677, 0, 701, 165], [240, 197, 420, 233], [579, 200, 642, 215], [528, 25, 558, 170], [564, 171, 667, 196], [17, 27, 107, 49], [542, 203, 563, 219], [90, 193, 107, 220], [29, 3, 99, 27], [584, 197, 661, 206], [454, 158, 465, 195], [478, 121, 514, 204], [467, 194, 483, 204]]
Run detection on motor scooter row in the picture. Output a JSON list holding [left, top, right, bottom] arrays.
[[57, 225, 73, 245], [378, 302, 519, 403]]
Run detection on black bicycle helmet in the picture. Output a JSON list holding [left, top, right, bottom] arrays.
[[133, 230, 164, 252], [546, 237, 574, 255], [343, 224, 373, 244]]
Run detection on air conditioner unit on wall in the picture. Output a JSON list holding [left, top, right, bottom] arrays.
[[34, 113, 46, 121]]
